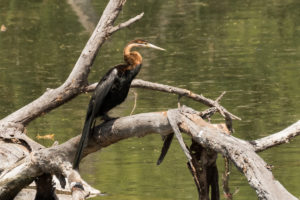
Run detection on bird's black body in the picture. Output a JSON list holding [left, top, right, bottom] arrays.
[[73, 64, 141, 169], [73, 39, 165, 169], [93, 64, 142, 117]]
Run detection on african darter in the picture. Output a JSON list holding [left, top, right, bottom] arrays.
[[73, 39, 165, 169]]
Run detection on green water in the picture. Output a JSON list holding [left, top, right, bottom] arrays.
[[1, 0, 300, 199]]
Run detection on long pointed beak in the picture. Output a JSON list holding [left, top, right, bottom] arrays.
[[147, 43, 166, 51]]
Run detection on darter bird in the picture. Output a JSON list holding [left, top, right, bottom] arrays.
[[73, 39, 165, 169]]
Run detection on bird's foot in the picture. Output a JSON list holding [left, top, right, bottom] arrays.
[[102, 114, 118, 122]]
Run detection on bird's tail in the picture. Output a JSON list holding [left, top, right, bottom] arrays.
[[156, 133, 174, 165], [73, 115, 94, 169]]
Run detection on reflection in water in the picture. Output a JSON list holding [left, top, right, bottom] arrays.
[[66, 0, 98, 33], [0, 0, 300, 199]]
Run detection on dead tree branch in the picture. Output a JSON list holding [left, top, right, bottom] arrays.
[[109, 12, 144, 34], [251, 120, 300, 152], [131, 79, 241, 120], [85, 79, 241, 121], [1, 105, 299, 199], [0, 136, 100, 199], [178, 110, 298, 200]]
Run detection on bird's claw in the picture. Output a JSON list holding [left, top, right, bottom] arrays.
[[102, 114, 118, 122]]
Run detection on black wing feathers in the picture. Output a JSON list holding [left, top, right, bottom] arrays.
[[73, 68, 118, 169], [156, 133, 174, 165]]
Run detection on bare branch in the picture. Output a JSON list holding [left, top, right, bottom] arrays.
[[251, 120, 300, 152], [215, 91, 226, 103], [84, 82, 98, 92], [67, 169, 101, 199], [0, 157, 39, 199], [85, 79, 241, 121], [130, 91, 138, 115], [1, 0, 298, 199], [109, 12, 144, 34], [131, 79, 241, 120], [0, 0, 145, 198]]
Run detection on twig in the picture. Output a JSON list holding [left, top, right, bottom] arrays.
[[130, 91, 138, 115], [215, 91, 226, 103], [199, 107, 218, 121], [84, 82, 98, 92], [109, 12, 144, 34], [178, 95, 182, 108]]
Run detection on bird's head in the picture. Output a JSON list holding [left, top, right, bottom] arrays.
[[127, 39, 166, 51], [124, 39, 165, 66]]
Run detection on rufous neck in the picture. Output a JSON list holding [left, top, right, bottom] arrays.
[[124, 43, 136, 57], [124, 51, 142, 66], [123, 43, 142, 66]]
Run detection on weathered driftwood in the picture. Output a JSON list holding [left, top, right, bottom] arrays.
[[1, 109, 299, 199]]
